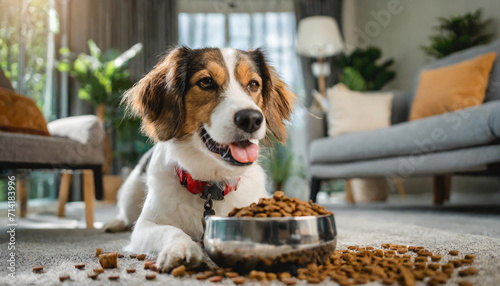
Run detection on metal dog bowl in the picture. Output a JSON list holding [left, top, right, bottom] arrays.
[[204, 214, 337, 273]]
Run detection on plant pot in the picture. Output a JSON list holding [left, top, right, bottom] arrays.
[[350, 178, 388, 203], [103, 175, 123, 204]]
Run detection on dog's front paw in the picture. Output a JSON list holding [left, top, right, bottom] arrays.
[[157, 239, 205, 272], [103, 219, 131, 233]]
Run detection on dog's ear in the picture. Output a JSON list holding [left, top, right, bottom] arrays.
[[124, 47, 191, 142], [249, 49, 295, 145]]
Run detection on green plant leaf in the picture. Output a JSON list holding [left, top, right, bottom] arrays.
[[422, 9, 494, 58], [59, 47, 71, 56], [57, 62, 71, 72], [112, 43, 143, 68], [341, 67, 366, 91], [87, 39, 101, 59], [78, 88, 91, 101]]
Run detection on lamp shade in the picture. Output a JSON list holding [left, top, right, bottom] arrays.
[[297, 16, 344, 58]]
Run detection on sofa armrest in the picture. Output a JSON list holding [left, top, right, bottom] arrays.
[[47, 115, 104, 145], [391, 90, 412, 125], [305, 109, 326, 147]]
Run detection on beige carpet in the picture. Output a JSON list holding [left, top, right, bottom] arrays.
[[0, 204, 499, 285]]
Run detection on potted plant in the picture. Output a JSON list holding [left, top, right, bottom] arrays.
[[335, 46, 395, 91], [58, 40, 144, 202], [422, 9, 494, 59]]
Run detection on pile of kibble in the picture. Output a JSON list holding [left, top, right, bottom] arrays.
[[31, 192, 478, 285], [227, 191, 333, 217], [175, 244, 478, 286], [32, 244, 478, 285]]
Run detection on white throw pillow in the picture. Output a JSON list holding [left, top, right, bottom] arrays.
[[326, 83, 393, 137]]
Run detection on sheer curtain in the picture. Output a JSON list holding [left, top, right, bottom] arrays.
[[178, 10, 304, 99]]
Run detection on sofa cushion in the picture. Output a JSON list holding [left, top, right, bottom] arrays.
[[326, 83, 393, 136], [412, 39, 500, 105], [410, 52, 496, 120], [310, 144, 500, 179], [0, 88, 50, 136], [309, 100, 500, 164], [48, 115, 103, 145]]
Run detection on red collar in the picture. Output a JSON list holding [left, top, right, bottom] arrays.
[[175, 165, 239, 197]]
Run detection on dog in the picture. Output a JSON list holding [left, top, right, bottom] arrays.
[[104, 47, 295, 271]]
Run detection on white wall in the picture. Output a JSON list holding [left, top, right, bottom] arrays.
[[344, 0, 500, 91]]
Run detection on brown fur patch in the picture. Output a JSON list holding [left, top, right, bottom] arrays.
[[234, 55, 264, 108], [246, 49, 295, 145], [123, 47, 189, 142], [183, 51, 228, 134]]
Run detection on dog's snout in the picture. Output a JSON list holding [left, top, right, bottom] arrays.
[[234, 109, 263, 133]]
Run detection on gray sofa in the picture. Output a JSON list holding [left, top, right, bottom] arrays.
[[307, 39, 500, 204]]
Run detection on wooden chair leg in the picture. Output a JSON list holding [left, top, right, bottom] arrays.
[[345, 179, 355, 204], [394, 178, 407, 199], [57, 172, 72, 218], [17, 177, 28, 217], [433, 175, 452, 205], [83, 170, 95, 229]]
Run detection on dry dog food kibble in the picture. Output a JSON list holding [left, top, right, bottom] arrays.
[[32, 266, 43, 273], [74, 264, 85, 269], [136, 254, 146, 261], [146, 273, 157, 280], [208, 275, 224, 283], [95, 248, 103, 257], [172, 265, 186, 277], [59, 274, 70, 282], [108, 275, 120, 280], [126, 268, 136, 274], [459, 267, 478, 277], [130, 254, 137, 258], [449, 250, 459, 256], [93, 268, 104, 274], [87, 273, 99, 280], [99, 252, 118, 269], [431, 254, 442, 262], [224, 271, 239, 278], [227, 191, 333, 218], [144, 261, 154, 270], [232, 276, 247, 284]]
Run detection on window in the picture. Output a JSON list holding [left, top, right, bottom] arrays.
[[178, 12, 305, 98], [0, 0, 58, 203]]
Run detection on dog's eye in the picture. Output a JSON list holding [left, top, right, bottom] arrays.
[[247, 80, 260, 92], [197, 77, 217, 90]]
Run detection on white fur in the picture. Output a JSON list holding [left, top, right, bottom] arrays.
[[106, 48, 270, 271]]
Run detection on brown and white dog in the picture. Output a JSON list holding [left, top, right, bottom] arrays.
[[104, 47, 294, 271]]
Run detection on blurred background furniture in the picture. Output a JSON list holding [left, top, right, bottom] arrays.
[[0, 114, 105, 228], [307, 39, 500, 205], [297, 16, 344, 102]]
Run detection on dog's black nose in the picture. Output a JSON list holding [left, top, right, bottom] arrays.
[[234, 109, 263, 133]]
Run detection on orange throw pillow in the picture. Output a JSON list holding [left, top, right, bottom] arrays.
[[409, 52, 496, 121], [0, 88, 50, 136]]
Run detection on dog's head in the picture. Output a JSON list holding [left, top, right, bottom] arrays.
[[125, 47, 294, 168]]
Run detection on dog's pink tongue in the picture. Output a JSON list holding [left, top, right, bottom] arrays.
[[229, 143, 259, 163]]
